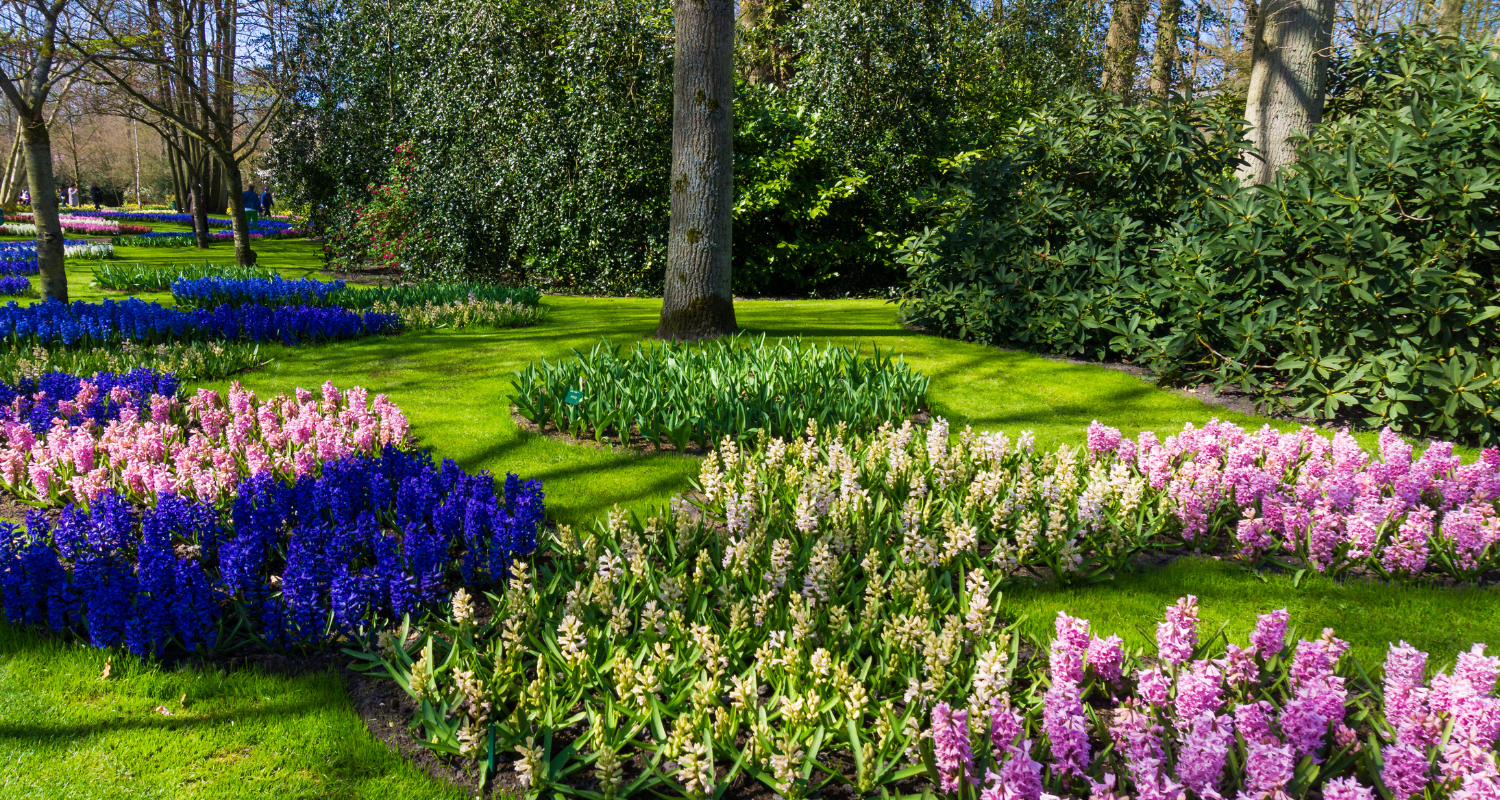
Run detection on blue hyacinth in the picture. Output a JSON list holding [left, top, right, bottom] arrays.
[[0, 442, 545, 656]]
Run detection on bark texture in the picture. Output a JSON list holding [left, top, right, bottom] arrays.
[[658, 0, 737, 341], [1101, 0, 1148, 100], [21, 118, 66, 302], [1438, 0, 1463, 33], [1150, 0, 1182, 98], [224, 164, 257, 266], [1237, 0, 1334, 185]]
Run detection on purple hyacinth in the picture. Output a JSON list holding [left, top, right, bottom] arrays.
[[1322, 777, 1375, 800], [1176, 712, 1234, 799], [1156, 595, 1199, 667], [1044, 676, 1091, 778], [1250, 608, 1290, 660], [931, 702, 977, 792]]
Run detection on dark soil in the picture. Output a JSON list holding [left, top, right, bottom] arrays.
[[321, 265, 405, 287]]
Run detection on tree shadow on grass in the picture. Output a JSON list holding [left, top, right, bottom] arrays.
[[0, 698, 330, 745]]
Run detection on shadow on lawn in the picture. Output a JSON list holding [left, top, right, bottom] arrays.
[[0, 698, 330, 744]]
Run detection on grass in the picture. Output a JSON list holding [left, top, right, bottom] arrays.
[[0, 228, 1495, 797]]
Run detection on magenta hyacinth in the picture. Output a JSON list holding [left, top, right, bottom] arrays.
[[1156, 595, 1199, 667], [932, 702, 977, 792], [1323, 777, 1375, 800], [1250, 609, 1290, 660]]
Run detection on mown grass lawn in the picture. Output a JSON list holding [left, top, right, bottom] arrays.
[[0, 230, 1495, 797]]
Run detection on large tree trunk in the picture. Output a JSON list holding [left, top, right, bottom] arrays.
[[222, 160, 258, 266], [1437, 0, 1463, 33], [657, 0, 737, 341], [189, 154, 212, 249], [1101, 0, 1148, 100], [1150, 0, 1182, 98], [21, 118, 67, 303], [1237, 0, 1335, 185]]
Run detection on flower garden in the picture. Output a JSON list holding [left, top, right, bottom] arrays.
[[0, 218, 1496, 799]]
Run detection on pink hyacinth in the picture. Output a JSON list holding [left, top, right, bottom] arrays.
[[1137, 667, 1171, 707], [1177, 713, 1234, 799], [1382, 739, 1431, 800], [1241, 740, 1295, 799], [1052, 612, 1092, 684], [1383, 642, 1430, 734], [1043, 677, 1091, 778], [1156, 595, 1199, 667], [931, 702, 977, 791], [1109, 702, 1181, 800], [1322, 777, 1375, 800], [1174, 660, 1225, 727], [1087, 635, 1124, 684], [1234, 701, 1277, 746], [1250, 609, 1289, 661]]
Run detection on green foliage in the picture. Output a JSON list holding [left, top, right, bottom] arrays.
[[272, 0, 1102, 295], [0, 340, 264, 384], [91, 261, 278, 292], [336, 282, 542, 310], [112, 234, 197, 248], [369, 298, 547, 330], [898, 31, 1500, 445], [509, 334, 930, 452]]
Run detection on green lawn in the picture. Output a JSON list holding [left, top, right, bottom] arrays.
[[0, 231, 1495, 797]]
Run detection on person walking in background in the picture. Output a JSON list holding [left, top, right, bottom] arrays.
[[90, 183, 102, 210], [19, 189, 29, 206], [67, 185, 78, 207], [260, 187, 274, 217], [242, 183, 262, 228]]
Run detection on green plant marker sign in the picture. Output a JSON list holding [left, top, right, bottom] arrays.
[[564, 388, 583, 405]]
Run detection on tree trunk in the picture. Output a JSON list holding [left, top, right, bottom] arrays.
[[1237, 0, 1335, 185], [189, 154, 212, 249], [21, 118, 67, 303], [222, 161, 258, 266], [1150, 0, 1182, 98], [657, 0, 737, 341], [1, 118, 23, 203], [1101, 0, 1148, 100], [1437, 0, 1463, 33]]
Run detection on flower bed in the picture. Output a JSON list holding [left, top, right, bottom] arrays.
[[689, 417, 1500, 584], [65, 242, 113, 259], [0, 370, 546, 656], [361, 499, 1499, 799], [171, 276, 546, 329], [0, 297, 401, 349], [5, 217, 152, 236], [0, 276, 30, 296], [92, 262, 278, 292], [0, 376, 406, 506], [372, 298, 547, 329], [65, 210, 302, 232], [0, 340, 263, 385], [171, 276, 542, 311], [510, 334, 931, 451], [0, 451, 543, 657], [173, 276, 349, 308], [0, 240, 109, 268]]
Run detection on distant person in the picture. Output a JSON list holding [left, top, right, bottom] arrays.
[[67, 185, 78, 207], [242, 183, 262, 227], [19, 189, 29, 205], [90, 183, 102, 210], [260, 188, 274, 217]]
